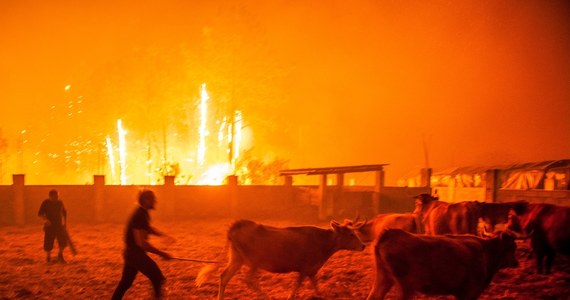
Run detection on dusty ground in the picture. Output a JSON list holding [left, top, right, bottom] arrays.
[[1, 218, 569, 300]]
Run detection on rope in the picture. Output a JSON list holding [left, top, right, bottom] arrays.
[[171, 257, 221, 263]]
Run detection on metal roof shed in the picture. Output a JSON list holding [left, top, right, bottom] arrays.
[[280, 164, 389, 218]]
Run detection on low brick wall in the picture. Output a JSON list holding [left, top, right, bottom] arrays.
[[1, 180, 432, 226]]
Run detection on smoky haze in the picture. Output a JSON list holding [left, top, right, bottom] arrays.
[[1, 0, 569, 185]]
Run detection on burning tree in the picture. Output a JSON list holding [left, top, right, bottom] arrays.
[[236, 149, 289, 185]]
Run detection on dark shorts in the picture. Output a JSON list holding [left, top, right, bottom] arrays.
[[43, 225, 67, 251]]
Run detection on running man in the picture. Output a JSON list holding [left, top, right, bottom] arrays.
[[112, 190, 172, 300]]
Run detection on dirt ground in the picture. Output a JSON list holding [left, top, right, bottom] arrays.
[[1, 218, 569, 300]]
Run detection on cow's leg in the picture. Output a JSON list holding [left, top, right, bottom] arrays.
[[366, 266, 393, 300], [531, 237, 547, 274], [399, 284, 414, 300], [244, 268, 269, 299], [534, 251, 545, 274], [366, 279, 392, 300], [287, 274, 305, 300], [545, 252, 555, 274], [308, 275, 320, 296], [218, 257, 243, 300]]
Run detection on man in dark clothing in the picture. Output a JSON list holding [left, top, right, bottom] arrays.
[[112, 190, 172, 300], [38, 189, 68, 263]]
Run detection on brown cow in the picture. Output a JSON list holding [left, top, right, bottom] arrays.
[[345, 213, 420, 244], [507, 203, 570, 274], [415, 193, 482, 235], [195, 219, 365, 300], [366, 229, 520, 300], [479, 201, 528, 232]]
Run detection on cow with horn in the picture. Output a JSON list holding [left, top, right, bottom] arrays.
[[366, 228, 529, 300], [344, 212, 421, 244], [195, 219, 365, 300]]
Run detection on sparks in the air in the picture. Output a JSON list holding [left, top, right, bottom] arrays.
[[117, 119, 127, 185], [231, 110, 242, 172], [197, 83, 209, 166]]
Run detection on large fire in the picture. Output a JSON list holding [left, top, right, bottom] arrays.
[[0, 83, 251, 185], [100, 84, 244, 186], [2, 2, 568, 186]]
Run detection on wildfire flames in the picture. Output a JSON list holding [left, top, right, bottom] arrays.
[[99, 84, 245, 185], [40, 83, 243, 185], [1, 1, 568, 186]]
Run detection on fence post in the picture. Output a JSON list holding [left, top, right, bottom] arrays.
[[164, 175, 175, 186], [93, 175, 105, 223], [318, 174, 329, 220], [12, 174, 25, 225], [372, 169, 384, 215], [334, 173, 344, 217], [284, 175, 293, 186], [283, 175, 294, 207]]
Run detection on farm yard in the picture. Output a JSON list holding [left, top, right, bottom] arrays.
[[1, 218, 569, 300], [2, 1, 570, 299]]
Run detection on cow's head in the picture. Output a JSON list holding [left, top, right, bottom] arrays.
[[413, 193, 438, 214], [344, 218, 373, 244], [331, 220, 366, 251]]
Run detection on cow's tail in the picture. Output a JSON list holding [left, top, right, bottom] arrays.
[[195, 264, 219, 288], [195, 238, 230, 287]]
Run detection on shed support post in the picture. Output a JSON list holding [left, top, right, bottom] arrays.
[[372, 168, 384, 215], [318, 174, 329, 220]]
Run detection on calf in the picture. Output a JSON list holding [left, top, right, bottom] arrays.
[[366, 229, 520, 300], [196, 219, 365, 299]]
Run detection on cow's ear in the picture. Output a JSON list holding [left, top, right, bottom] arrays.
[[330, 220, 341, 232]]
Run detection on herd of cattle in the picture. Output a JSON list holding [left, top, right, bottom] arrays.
[[196, 193, 570, 300]]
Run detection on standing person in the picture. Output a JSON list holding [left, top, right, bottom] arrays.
[[112, 190, 172, 300], [38, 189, 68, 263]]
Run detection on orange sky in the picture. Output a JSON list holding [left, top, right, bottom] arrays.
[[1, 0, 569, 184]]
